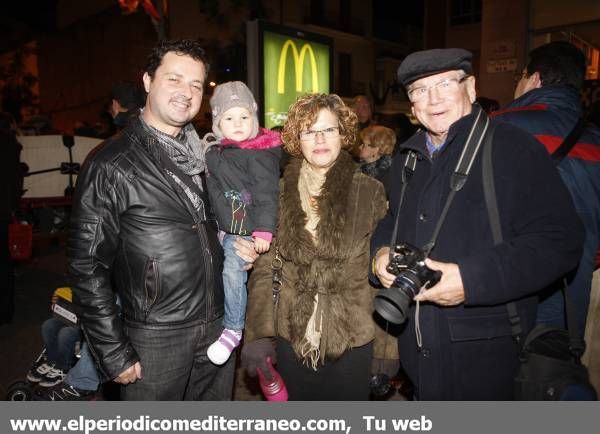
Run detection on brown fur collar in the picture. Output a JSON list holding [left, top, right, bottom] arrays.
[[277, 150, 359, 361]]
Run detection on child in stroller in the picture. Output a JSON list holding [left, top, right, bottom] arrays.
[[6, 287, 101, 401]]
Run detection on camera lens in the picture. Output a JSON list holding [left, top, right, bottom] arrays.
[[374, 285, 413, 324], [395, 272, 422, 295], [374, 270, 423, 324]]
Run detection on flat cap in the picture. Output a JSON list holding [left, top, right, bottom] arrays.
[[397, 48, 473, 86]]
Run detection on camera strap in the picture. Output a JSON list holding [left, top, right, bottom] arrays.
[[388, 106, 491, 259], [420, 107, 490, 350], [551, 117, 585, 165], [480, 120, 526, 343], [482, 124, 585, 354], [387, 151, 418, 262], [422, 106, 490, 255]]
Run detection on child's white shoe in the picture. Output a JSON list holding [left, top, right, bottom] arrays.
[[207, 328, 242, 365]]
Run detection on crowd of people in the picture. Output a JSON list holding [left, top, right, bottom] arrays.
[[5, 37, 598, 401]]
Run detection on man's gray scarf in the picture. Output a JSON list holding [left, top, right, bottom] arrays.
[[138, 114, 207, 219], [138, 113, 206, 176]]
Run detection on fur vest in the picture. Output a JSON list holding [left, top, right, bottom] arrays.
[[246, 151, 387, 364]]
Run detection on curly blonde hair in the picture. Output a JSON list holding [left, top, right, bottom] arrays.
[[359, 125, 396, 156], [282, 94, 358, 157]]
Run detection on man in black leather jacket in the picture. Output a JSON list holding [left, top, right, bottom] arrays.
[[68, 40, 256, 400]]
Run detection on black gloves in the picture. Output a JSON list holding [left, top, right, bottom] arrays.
[[241, 337, 277, 380], [370, 358, 401, 398]]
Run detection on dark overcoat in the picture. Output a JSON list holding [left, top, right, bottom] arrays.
[[371, 109, 584, 400]]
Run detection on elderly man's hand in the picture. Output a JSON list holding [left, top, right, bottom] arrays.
[[234, 237, 259, 270], [114, 362, 143, 384], [413, 259, 465, 306], [373, 247, 397, 289]]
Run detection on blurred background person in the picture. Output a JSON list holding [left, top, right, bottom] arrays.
[[109, 80, 145, 131], [353, 95, 375, 130], [475, 96, 500, 114], [493, 41, 600, 339], [358, 125, 395, 184]]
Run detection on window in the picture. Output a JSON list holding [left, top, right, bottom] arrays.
[[339, 0, 351, 33], [309, 0, 325, 26], [450, 0, 481, 26], [337, 53, 352, 96]]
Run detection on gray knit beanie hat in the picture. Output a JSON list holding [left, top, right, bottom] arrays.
[[210, 81, 259, 140]]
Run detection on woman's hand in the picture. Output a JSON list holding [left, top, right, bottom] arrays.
[[241, 338, 277, 379]]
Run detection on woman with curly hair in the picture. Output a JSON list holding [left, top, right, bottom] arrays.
[[358, 125, 396, 184], [241, 94, 388, 400]]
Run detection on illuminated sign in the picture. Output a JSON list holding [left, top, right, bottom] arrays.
[[263, 30, 331, 128], [277, 40, 319, 94]]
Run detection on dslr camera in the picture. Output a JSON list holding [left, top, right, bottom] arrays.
[[373, 243, 442, 324]]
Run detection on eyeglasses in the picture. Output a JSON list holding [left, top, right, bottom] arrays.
[[299, 126, 339, 141], [407, 75, 471, 102]]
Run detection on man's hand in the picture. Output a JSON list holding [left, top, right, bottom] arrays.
[[373, 247, 397, 288], [114, 362, 143, 385], [234, 237, 259, 270], [413, 259, 465, 306], [253, 238, 271, 254]]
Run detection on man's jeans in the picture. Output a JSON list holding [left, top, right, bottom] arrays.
[[65, 343, 101, 391], [221, 234, 250, 331], [121, 317, 235, 400], [41, 318, 80, 371]]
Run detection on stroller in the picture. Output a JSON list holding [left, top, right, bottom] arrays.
[[6, 287, 83, 401]]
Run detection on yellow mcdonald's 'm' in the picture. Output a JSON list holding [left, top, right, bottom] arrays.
[[277, 40, 319, 94]]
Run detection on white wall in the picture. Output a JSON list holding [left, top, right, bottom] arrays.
[[20, 135, 101, 198]]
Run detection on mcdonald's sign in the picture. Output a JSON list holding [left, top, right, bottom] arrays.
[[277, 40, 319, 94], [261, 29, 332, 128]]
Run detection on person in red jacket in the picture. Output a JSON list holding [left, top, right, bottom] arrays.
[[493, 41, 600, 338]]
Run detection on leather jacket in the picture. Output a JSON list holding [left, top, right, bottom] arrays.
[[68, 117, 224, 379]]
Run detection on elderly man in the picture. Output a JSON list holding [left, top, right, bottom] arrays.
[[67, 40, 257, 400], [370, 48, 583, 400]]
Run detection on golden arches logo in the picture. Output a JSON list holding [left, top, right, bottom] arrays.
[[277, 40, 319, 94]]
